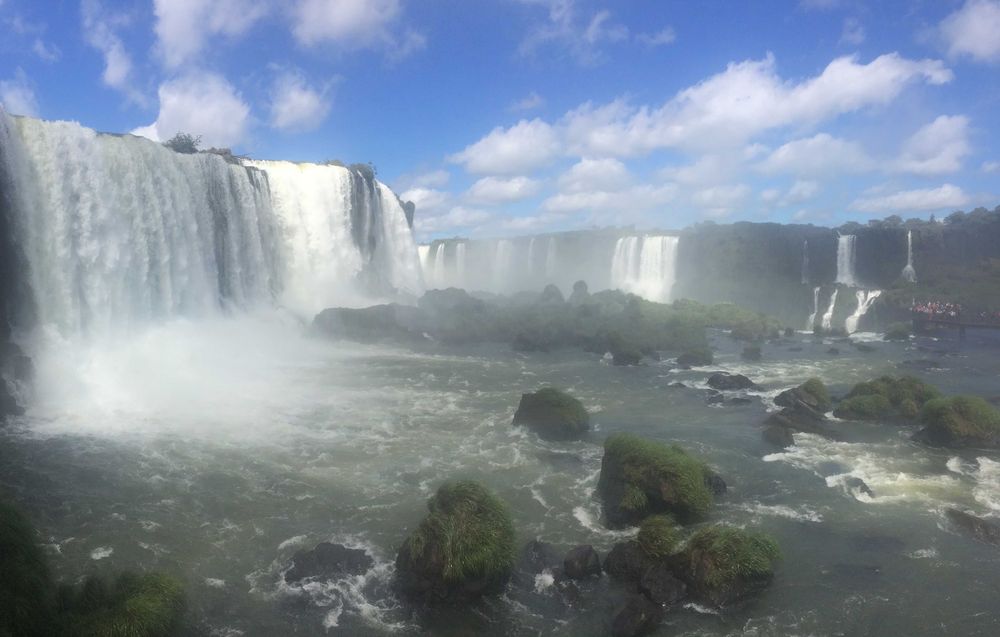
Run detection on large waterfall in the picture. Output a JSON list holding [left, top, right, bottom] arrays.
[[806, 286, 821, 330], [845, 289, 881, 333], [835, 234, 857, 287], [901, 230, 917, 283], [0, 111, 422, 336], [821, 288, 839, 331], [609, 235, 680, 303]]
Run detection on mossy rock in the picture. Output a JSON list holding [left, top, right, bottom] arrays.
[[512, 388, 589, 440], [775, 378, 831, 413], [834, 376, 940, 421], [58, 572, 185, 637], [395, 481, 516, 603], [676, 525, 780, 607], [637, 516, 680, 559], [597, 433, 714, 527], [914, 396, 1000, 448], [0, 499, 53, 637], [884, 322, 911, 341], [676, 348, 712, 367]]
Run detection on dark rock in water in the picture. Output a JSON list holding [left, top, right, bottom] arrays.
[[512, 387, 590, 440], [604, 541, 647, 583], [611, 593, 664, 637], [707, 372, 760, 391], [667, 382, 686, 389], [676, 349, 712, 367], [775, 379, 831, 413], [676, 526, 778, 607], [563, 545, 601, 579], [764, 404, 843, 441], [705, 393, 725, 405], [741, 345, 762, 361], [704, 472, 727, 496], [539, 284, 565, 305], [313, 303, 425, 343], [517, 540, 563, 577], [913, 396, 1000, 449], [945, 508, 1000, 546], [727, 397, 754, 406], [845, 477, 875, 498], [512, 332, 551, 353], [827, 347, 840, 355], [611, 345, 642, 367], [284, 543, 374, 583], [784, 327, 795, 338], [788, 346, 804, 352], [762, 425, 794, 448], [638, 563, 687, 605], [853, 343, 876, 353]]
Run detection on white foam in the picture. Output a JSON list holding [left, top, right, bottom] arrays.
[[278, 534, 309, 550], [734, 502, 823, 523], [90, 546, 113, 560], [534, 570, 555, 593], [972, 457, 1000, 514], [204, 578, 226, 588]]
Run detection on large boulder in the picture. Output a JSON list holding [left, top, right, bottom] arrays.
[[833, 375, 940, 421], [674, 525, 780, 607], [706, 373, 760, 391], [563, 545, 601, 579], [312, 304, 425, 342], [395, 481, 516, 604], [676, 348, 712, 367], [597, 433, 715, 527], [284, 543, 374, 583], [762, 424, 795, 448], [775, 378, 831, 413], [512, 388, 590, 440], [763, 404, 842, 440], [945, 508, 1000, 546], [603, 541, 647, 583], [611, 594, 663, 637], [638, 563, 687, 605], [913, 396, 1000, 449]]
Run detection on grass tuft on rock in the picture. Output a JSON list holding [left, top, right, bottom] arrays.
[[800, 378, 832, 412], [637, 515, 680, 559], [916, 396, 1000, 448], [57, 572, 184, 637], [681, 525, 780, 590], [512, 387, 589, 440], [0, 500, 53, 637], [833, 375, 940, 421], [403, 481, 516, 585]]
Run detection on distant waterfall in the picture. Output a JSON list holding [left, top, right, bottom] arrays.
[[801, 240, 810, 285], [821, 288, 839, 330], [544, 237, 557, 278], [836, 235, 857, 287], [527, 237, 537, 275], [901, 231, 917, 283], [806, 286, 821, 330], [494, 240, 514, 290], [455, 242, 467, 285], [610, 235, 680, 303], [432, 243, 446, 287], [845, 290, 881, 333]]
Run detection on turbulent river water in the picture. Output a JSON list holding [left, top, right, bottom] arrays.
[[2, 321, 1000, 636]]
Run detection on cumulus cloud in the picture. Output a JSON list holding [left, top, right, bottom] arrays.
[[758, 133, 872, 176], [983, 161, 1000, 173], [940, 0, 1000, 63], [399, 187, 451, 215], [154, 0, 268, 68], [449, 118, 560, 175], [557, 157, 631, 193], [131, 72, 251, 148], [517, 0, 627, 64], [510, 91, 545, 112], [414, 206, 493, 237], [840, 17, 865, 45], [82, 0, 144, 103], [894, 115, 969, 175], [691, 184, 751, 218], [289, 0, 425, 60], [269, 70, 333, 132], [0, 69, 38, 116], [851, 184, 970, 213], [395, 169, 450, 191], [32, 38, 60, 62], [543, 184, 676, 214], [466, 176, 542, 204]]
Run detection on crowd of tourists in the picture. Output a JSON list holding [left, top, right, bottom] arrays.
[[913, 301, 1000, 324]]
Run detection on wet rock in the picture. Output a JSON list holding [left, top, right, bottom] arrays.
[[844, 477, 875, 498], [611, 345, 642, 367], [853, 343, 876, 353], [764, 403, 843, 440], [775, 379, 831, 413], [705, 392, 725, 405], [741, 345, 762, 361], [563, 545, 601, 579], [611, 594, 664, 637], [762, 425, 794, 448], [517, 540, 563, 576], [788, 346, 804, 352], [512, 387, 590, 441], [704, 472, 727, 496], [913, 396, 1000, 449], [826, 347, 840, 355], [707, 372, 760, 391], [667, 382, 687, 389], [727, 397, 754, 406], [603, 541, 646, 583], [284, 543, 374, 583], [676, 349, 712, 367], [638, 563, 686, 605], [676, 526, 779, 607], [945, 508, 1000, 546]]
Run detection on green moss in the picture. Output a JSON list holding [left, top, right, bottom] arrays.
[[61, 572, 185, 637], [621, 483, 648, 512], [637, 515, 680, 559], [682, 526, 780, 589], [512, 387, 589, 440], [833, 394, 892, 420], [603, 433, 714, 520], [0, 500, 53, 637], [836, 376, 940, 421], [801, 378, 832, 412], [884, 322, 911, 341], [404, 481, 516, 584], [920, 396, 1000, 442]]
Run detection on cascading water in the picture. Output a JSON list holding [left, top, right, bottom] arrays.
[[821, 288, 839, 330], [526, 237, 537, 276], [432, 242, 446, 288], [494, 239, 514, 291], [610, 235, 680, 303], [845, 289, 881, 334], [544, 237, 557, 278], [836, 235, 857, 287], [806, 286, 821, 330], [455, 242, 467, 288], [902, 231, 917, 283]]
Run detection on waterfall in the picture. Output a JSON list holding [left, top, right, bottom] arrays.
[[0, 111, 423, 335], [806, 286, 821, 330], [821, 288, 839, 330], [836, 235, 857, 287], [801, 240, 809, 285], [845, 289, 882, 334], [610, 235, 680, 303], [494, 239, 514, 290], [902, 231, 917, 282], [526, 237, 536, 275], [544, 237, 557, 278], [432, 243, 446, 288], [455, 242, 467, 288]]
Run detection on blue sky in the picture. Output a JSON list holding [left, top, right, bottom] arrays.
[[1, 0, 998, 241]]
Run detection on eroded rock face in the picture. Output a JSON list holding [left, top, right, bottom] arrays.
[[284, 543, 374, 583]]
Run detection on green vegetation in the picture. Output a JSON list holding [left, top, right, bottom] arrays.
[[801, 378, 832, 412], [511, 387, 589, 440], [680, 525, 780, 590], [833, 375, 940, 421], [636, 515, 680, 559], [917, 396, 1000, 447], [58, 572, 185, 637], [599, 433, 714, 523], [884, 322, 911, 341], [400, 481, 516, 585], [161, 132, 200, 154], [1, 500, 52, 636]]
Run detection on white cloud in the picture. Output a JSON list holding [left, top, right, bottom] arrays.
[[510, 91, 545, 112], [414, 206, 493, 236], [32, 38, 60, 62], [517, 1, 627, 64], [543, 183, 675, 214], [783, 180, 821, 205], [290, 0, 424, 59], [449, 118, 560, 175], [894, 115, 969, 175], [0, 69, 38, 117], [557, 157, 631, 193], [82, 0, 144, 103], [940, 0, 1000, 63], [636, 27, 676, 47], [840, 17, 865, 45], [132, 72, 251, 148], [983, 160, 1000, 173], [154, 0, 268, 68], [269, 70, 332, 132], [758, 133, 872, 175], [466, 176, 542, 204], [399, 187, 451, 214], [691, 184, 751, 218], [562, 53, 952, 156], [396, 169, 450, 191], [851, 184, 970, 213]]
